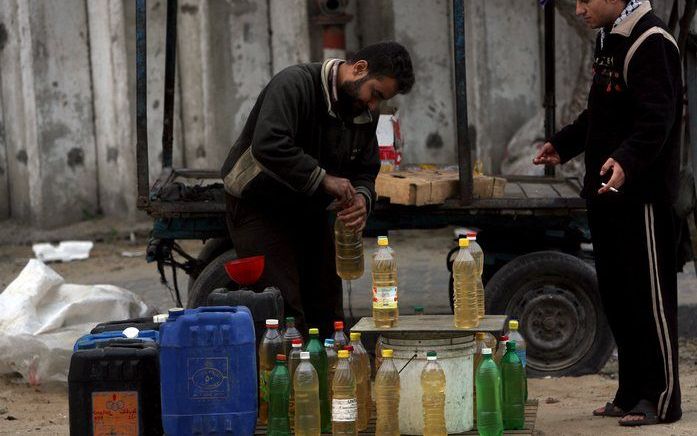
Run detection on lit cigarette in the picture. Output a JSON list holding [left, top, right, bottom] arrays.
[[601, 183, 619, 193]]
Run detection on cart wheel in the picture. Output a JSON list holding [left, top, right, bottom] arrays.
[[187, 248, 238, 308], [485, 251, 614, 377], [186, 238, 233, 292]]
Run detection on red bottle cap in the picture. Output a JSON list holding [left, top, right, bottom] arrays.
[[276, 354, 286, 361], [500, 335, 509, 341], [291, 338, 302, 345], [344, 345, 354, 352], [334, 321, 344, 330]]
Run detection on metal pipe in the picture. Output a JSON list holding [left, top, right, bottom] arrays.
[[452, 0, 473, 204], [136, 0, 149, 208], [544, 0, 556, 177], [162, 0, 178, 169]]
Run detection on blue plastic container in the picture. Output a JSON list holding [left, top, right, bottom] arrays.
[[73, 329, 159, 351], [159, 306, 257, 435]]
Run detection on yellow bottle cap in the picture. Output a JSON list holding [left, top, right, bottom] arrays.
[[350, 332, 361, 341], [338, 350, 349, 359], [378, 236, 389, 246], [459, 238, 469, 248], [509, 320, 519, 330], [475, 332, 486, 340], [382, 349, 393, 358], [309, 328, 319, 335]]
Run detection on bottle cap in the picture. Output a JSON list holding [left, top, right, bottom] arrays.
[[459, 238, 470, 248], [378, 236, 389, 246], [350, 332, 361, 341], [292, 339, 303, 347], [413, 306, 424, 314], [500, 335, 509, 342], [168, 307, 185, 318], [285, 316, 295, 324], [509, 320, 519, 330], [382, 349, 393, 358], [122, 327, 139, 339], [334, 321, 344, 330], [309, 327, 319, 335], [475, 332, 486, 340], [467, 231, 477, 240], [276, 354, 286, 361], [300, 351, 310, 360], [506, 341, 517, 351], [338, 350, 349, 359], [426, 351, 437, 359], [482, 348, 492, 355], [266, 319, 279, 328], [344, 345, 354, 352], [324, 338, 335, 347], [153, 313, 169, 323]]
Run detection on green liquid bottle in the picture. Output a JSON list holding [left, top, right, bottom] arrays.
[[268, 354, 291, 436], [306, 328, 331, 433], [501, 342, 525, 430], [475, 348, 503, 436]]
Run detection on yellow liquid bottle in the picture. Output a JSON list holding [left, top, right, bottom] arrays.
[[335, 219, 364, 280], [325, 339, 338, 405], [332, 349, 358, 436], [259, 319, 283, 424], [375, 349, 400, 436], [453, 238, 479, 329], [372, 236, 398, 328], [288, 339, 303, 430], [294, 352, 321, 436], [467, 232, 486, 319], [421, 351, 447, 436], [349, 332, 371, 431]]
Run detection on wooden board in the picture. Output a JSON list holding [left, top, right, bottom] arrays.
[[351, 315, 506, 335]]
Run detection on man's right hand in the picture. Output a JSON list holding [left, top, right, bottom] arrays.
[[321, 174, 355, 207], [533, 142, 561, 166]]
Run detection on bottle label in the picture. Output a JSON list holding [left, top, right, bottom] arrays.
[[332, 398, 357, 422], [91, 391, 139, 436], [516, 350, 526, 367], [188, 357, 230, 399], [372, 286, 398, 309], [259, 369, 270, 403]]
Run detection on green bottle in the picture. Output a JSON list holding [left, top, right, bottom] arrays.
[[501, 341, 525, 430], [306, 327, 331, 433], [475, 348, 503, 436], [268, 354, 291, 436]]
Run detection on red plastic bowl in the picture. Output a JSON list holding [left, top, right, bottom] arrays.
[[224, 255, 265, 286]]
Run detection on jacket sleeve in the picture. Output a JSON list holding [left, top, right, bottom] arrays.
[[250, 68, 326, 195], [349, 119, 381, 214], [549, 109, 589, 164], [611, 35, 681, 186]]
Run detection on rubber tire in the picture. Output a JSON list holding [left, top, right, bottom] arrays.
[[187, 248, 238, 309], [186, 238, 233, 292], [486, 250, 614, 378]]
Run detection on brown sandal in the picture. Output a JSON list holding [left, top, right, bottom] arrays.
[[593, 402, 625, 417]]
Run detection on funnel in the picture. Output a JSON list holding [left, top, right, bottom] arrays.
[[224, 255, 265, 286]]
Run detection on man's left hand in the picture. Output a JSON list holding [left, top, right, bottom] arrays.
[[598, 158, 625, 194], [337, 194, 367, 232]]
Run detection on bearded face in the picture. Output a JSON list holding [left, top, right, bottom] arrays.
[[337, 76, 370, 119]]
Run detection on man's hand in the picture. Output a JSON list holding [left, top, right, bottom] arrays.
[[338, 194, 368, 232], [321, 174, 356, 208], [533, 142, 561, 166], [598, 158, 625, 194]]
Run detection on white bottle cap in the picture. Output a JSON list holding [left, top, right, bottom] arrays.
[[123, 327, 139, 339], [300, 351, 310, 360], [482, 348, 492, 355], [266, 319, 279, 326], [153, 314, 169, 323]]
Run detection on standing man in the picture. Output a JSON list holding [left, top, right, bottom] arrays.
[[534, 0, 682, 426], [221, 42, 414, 337]]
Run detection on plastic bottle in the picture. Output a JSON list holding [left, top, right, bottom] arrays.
[[453, 238, 480, 329], [332, 349, 358, 435], [475, 348, 503, 436], [306, 328, 331, 433], [335, 218, 364, 280], [506, 321, 526, 367], [259, 319, 283, 424], [467, 231, 486, 319], [421, 351, 447, 436], [268, 354, 291, 436], [494, 336, 509, 365], [375, 349, 400, 436], [501, 342, 525, 430], [372, 236, 399, 328], [472, 332, 488, 423], [294, 351, 321, 436], [289, 339, 304, 430], [374, 335, 384, 376], [349, 332, 371, 431], [282, 316, 303, 357], [333, 321, 349, 350], [325, 339, 338, 404]]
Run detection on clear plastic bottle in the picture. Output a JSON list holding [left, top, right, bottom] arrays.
[[282, 316, 303, 357], [333, 321, 349, 351], [288, 339, 304, 430], [335, 218, 365, 280], [332, 349, 358, 435], [294, 351, 321, 436], [306, 328, 331, 433], [501, 342, 525, 430], [268, 354, 291, 436], [453, 238, 479, 329], [374, 335, 384, 376], [259, 319, 283, 424], [506, 321, 526, 367], [375, 349, 400, 436], [372, 236, 398, 328], [475, 348, 503, 436], [467, 232, 486, 319], [472, 332, 487, 423], [421, 351, 447, 436], [325, 339, 338, 404], [349, 332, 371, 431], [494, 335, 509, 365]]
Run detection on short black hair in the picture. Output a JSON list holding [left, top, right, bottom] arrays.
[[347, 41, 415, 95]]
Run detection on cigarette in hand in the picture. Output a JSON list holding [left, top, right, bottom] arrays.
[[601, 183, 619, 193]]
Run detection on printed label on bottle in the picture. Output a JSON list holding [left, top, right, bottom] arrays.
[[372, 286, 398, 309], [91, 391, 139, 436], [259, 369, 270, 403], [187, 357, 229, 399], [516, 350, 526, 367], [332, 398, 357, 422]]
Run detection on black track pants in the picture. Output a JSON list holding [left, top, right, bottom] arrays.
[[588, 196, 681, 422]]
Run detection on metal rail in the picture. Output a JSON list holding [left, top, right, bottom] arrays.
[[136, 0, 149, 208], [162, 0, 178, 168], [452, 0, 473, 205]]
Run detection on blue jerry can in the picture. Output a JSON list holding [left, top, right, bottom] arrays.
[[73, 329, 159, 351], [159, 306, 257, 435]]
